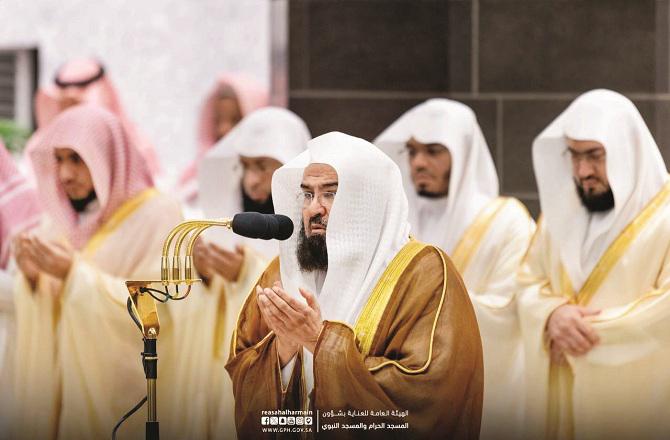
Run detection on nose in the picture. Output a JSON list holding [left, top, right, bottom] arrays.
[[59, 162, 76, 183], [244, 169, 263, 190], [305, 196, 327, 217], [411, 151, 429, 170], [575, 158, 594, 179]]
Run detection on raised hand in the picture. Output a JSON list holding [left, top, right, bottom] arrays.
[[208, 243, 245, 282], [14, 234, 40, 289], [28, 236, 74, 281], [257, 280, 323, 356], [192, 237, 214, 284]]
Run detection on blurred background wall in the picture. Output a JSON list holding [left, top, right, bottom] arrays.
[[280, 0, 670, 216], [2, 0, 670, 216], [0, 0, 271, 183]]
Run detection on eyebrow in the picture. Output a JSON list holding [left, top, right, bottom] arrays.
[[405, 142, 446, 149], [54, 151, 81, 160], [300, 181, 339, 190], [567, 147, 605, 155]]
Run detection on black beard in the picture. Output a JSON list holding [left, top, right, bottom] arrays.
[[242, 186, 274, 214], [418, 189, 448, 199], [415, 169, 450, 199], [575, 181, 614, 212], [296, 217, 328, 272], [69, 189, 97, 213]]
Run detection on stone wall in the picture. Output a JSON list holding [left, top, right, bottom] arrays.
[[284, 0, 670, 216]]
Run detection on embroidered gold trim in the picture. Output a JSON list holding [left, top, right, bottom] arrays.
[[367, 247, 448, 374], [451, 197, 510, 273], [353, 240, 428, 355], [565, 180, 670, 306], [83, 188, 158, 256], [590, 289, 665, 323]]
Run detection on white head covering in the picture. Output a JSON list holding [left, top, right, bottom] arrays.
[[374, 98, 499, 253], [197, 107, 310, 258], [272, 131, 410, 396], [533, 89, 668, 290], [273, 131, 410, 323]]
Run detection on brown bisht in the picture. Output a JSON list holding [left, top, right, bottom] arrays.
[[225, 242, 483, 439]]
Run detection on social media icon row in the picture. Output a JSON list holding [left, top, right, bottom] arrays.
[[261, 416, 313, 426]]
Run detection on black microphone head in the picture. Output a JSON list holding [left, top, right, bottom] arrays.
[[231, 213, 294, 241], [273, 214, 294, 240]]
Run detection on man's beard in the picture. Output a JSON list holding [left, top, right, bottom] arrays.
[[242, 186, 274, 214], [69, 189, 97, 213], [416, 169, 450, 199], [575, 181, 614, 212], [296, 215, 328, 272], [418, 188, 448, 198]]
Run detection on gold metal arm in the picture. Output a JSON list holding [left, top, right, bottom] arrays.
[[127, 217, 235, 336], [160, 218, 232, 284]]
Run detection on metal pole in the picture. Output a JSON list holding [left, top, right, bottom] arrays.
[[144, 329, 159, 440]]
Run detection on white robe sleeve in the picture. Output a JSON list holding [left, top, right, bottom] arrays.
[[10, 272, 61, 440], [567, 242, 670, 439]]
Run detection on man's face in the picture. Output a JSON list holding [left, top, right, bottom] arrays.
[[214, 97, 242, 141], [297, 163, 337, 272], [240, 155, 283, 203], [567, 138, 613, 212], [405, 137, 452, 198], [568, 138, 608, 194], [55, 147, 95, 201], [300, 163, 338, 237]]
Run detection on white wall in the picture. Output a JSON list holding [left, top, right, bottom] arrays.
[[0, 0, 271, 181]]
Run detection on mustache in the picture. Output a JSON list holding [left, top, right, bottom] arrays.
[[578, 175, 603, 184], [310, 214, 327, 226], [414, 167, 433, 177]]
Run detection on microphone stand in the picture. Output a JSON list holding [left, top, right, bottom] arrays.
[[144, 329, 159, 440], [126, 281, 164, 440], [121, 218, 232, 440], [120, 214, 292, 440]]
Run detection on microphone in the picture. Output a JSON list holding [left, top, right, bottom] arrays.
[[120, 212, 294, 436], [231, 212, 294, 240], [155, 213, 294, 284]]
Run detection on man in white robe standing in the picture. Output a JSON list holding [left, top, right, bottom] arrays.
[[375, 98, 535, 439], [519, 89, 670, 439]]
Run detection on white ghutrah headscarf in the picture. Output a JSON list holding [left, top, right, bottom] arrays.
[[273, 131, 410, 324], [533, 89, 668, 291], [374, 98, 499, 253], [197, 107, 310, 258], [272, 131, 410, 395]]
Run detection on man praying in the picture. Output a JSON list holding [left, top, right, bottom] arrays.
[[226, 132, 483, 439]]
